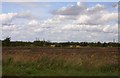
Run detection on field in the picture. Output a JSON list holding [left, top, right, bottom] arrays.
[[2, 47, 119, 76]]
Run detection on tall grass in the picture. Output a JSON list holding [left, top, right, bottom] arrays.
[[3, 56, 118, 76], [3, 47, 119, 76]]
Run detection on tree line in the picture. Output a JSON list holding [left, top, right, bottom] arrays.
[[1, 37, 120, 47]]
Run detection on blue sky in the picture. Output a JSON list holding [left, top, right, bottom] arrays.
[[2, 2, 77, 19], [2, 0, 120, 2], [1, 2, 118, 42], [2, 2, 117, 12], [2, 2, 117, 20]]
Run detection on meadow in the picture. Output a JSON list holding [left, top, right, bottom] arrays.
[[2, 47, 119, 76]]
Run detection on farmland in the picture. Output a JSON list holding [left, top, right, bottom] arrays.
[[2, 47, 119, 76]]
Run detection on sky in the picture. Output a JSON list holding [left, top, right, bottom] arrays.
[[0, 2, 119, 42], [2, 0, 120, 2]]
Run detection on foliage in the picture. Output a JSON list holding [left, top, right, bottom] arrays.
[[2, 37, 11, 46], [1, 37, 120, 47]]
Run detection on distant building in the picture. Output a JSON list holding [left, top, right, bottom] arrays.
[[70, 45, 73, 48], [50, 45, 55, 47], [76, 45, 80, 48]]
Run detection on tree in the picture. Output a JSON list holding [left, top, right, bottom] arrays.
[[97, 42, 101, 47], [2, 37, 11, 46]]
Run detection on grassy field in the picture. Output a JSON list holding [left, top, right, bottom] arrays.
[[2, 47, 119, 76]]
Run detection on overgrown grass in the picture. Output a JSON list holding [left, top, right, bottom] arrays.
[[2, 57, 119, 76]]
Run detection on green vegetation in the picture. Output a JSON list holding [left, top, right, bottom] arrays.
[[2, 38, 119, 76], [2, 37, 120, 47], [3, 57, 118, 76]]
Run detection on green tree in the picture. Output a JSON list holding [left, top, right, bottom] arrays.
[[2, 37, 11, 46]]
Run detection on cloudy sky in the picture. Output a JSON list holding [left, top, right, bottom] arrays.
[[1, 2, 118, 42]]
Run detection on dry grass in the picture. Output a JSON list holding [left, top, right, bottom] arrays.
[[3, 47, 118, 66], [2, 47, 119, 76]]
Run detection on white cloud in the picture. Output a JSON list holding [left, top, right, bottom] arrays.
[[77, 15, 91, 24], [103, 24, 118, 34], [100, 12, 118, 23], [1, 2, 118, 42], [62, 24, 117, 34], [0, 11, 36, 24], [0, 13, 17, 23], [52, 2, 86, 15], [77, 2, 82, 6], [87, 4, 105, 14], [28, 20, 39, 26], [52, 3, 117, 25]]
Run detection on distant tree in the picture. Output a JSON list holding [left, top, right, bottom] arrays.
[[97, 42, 101, 47], [33, 40, 50, 47], [102, 42, 107, 47], [1, 37, 120, 47], [80, 42, 88, 46], [2, 37, 11, 46]]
